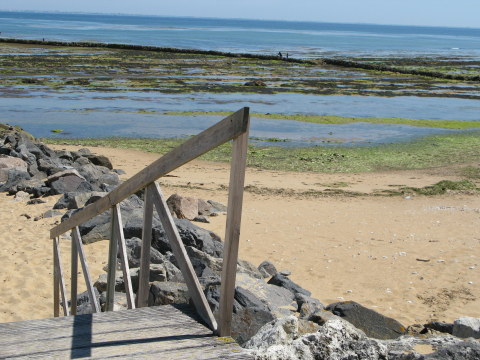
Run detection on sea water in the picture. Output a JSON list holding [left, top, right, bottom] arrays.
[[0, 11, 479, 144]]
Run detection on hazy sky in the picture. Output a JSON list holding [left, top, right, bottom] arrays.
[[2, 0, 479, 28]]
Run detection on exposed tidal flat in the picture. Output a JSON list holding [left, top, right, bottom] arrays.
[[1, 41, 479, 163]]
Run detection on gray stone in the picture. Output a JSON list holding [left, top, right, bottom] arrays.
[[295, 293, 324, 319], [113, 168, 126, 175], [235, 286, 270, 312], [84, 154, 113, 169], [14, 190, 30, 201], [207, 200, 227, 213], [43, 209, 63, 218], [453, 317, 480, 339], [193, 215, 210, 223], [125, 237, 166, 268], [236, 272, 297, 317], [46, 169, 85, 184], [49, 174, 93, 195], [232, 307, 276, 346], [258, 260, 277, 278], [74, 288, 101, 315], [268, 273, 311, 297], [0, 170, 31, 193], [246, 317, 388, 360], [148, 282, 190, 306], [197, 199, 213, 215], [326, 300, 406, 340], [99, 291, 128, 312], [0, 155, 28, 182], [167, 193, 199, 220]]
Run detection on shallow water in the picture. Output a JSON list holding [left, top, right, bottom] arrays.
[[0, 89, 477, 146]]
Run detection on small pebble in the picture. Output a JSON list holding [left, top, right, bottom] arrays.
[[279, 270, 291, 276], [469, 266, 476, 269], [416, 258, 430, 262]]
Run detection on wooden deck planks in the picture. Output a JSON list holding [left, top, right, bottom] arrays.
[[0, 305, 253, 359]]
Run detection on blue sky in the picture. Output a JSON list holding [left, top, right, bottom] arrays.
[[2, 0, 479, 28]]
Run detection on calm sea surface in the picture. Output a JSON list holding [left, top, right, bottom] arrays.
[[0, 11, 479, 144], [1, 11, 479, 59]]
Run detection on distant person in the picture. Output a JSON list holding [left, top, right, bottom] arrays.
[[278, 51, 283, 58]]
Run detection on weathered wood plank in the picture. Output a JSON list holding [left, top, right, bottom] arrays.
[[114, 203, 135, 309], [149, 182, 217, 332], [106, 207, 118, 311], [50, 108, 249, 239], [72, 227, 100, 313], [136, 186, 154, 308], [218, 109, 250, 336], [70, 232, 78, 316], [0, 305, 253, 359]]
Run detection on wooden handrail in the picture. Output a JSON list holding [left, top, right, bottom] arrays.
[[50, 108, 249, 239], [51, 108, 250, 336]]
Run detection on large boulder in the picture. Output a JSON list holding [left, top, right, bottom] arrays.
[[167, 193, 199, 220], [326, 301, 406, 340]]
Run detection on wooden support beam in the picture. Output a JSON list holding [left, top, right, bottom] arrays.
[[53, 237, 69, 317], [50, 108, 249, 239], [53, 238, 60, 317], [70, 233, 78, 316], [106, 207, 119, 311], [136, 187, 154, 308], [149, 182, 218, 332], [113, 204, 135, 309], [218, 109, 250, 336], [72, 227, 100, 313]]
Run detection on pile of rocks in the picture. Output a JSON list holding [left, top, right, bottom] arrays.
[[1, 125, 479, 359]]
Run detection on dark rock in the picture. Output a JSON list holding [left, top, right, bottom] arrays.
[[267, 273, 311, 296], [235, 286, 270, 312], [74, 289, 101, 315], [193, 215, 210, 223], [296, 293, 324, 319], [125, 237, 166, 268], [453, 317, 480, 339], [0, 170, 31, 193], [244, 80, 266, 87], [55, 150, 74, 161], [49, 174, 93, 195], [148, 282, 190, 306], [258, 260, 277, 278], [99, 291, 128, 312], [231, 307, 275, 346], [84, 154, 113, 170], [326, 300, 406, 340], [236, 273, 297, 317], [173, 219, 224, 257], [424, 321, 454, 334], [27, 198, 46, 205]]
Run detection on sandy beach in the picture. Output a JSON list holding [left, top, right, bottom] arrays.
[[0, 144, 478, 327]]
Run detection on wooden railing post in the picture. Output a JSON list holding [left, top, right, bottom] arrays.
[[136, 186, 154, 308], [53, 237, 69, 317], [113, 203, 135, 309], [149, 182, 218, 331], [70, 234, 78, 315], [218, 109, 250, 336], [106, 207, 119, 311], [72, 227, 100, 313]]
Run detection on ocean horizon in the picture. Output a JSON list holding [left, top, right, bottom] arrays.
[[1, 10, 480, 59]]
